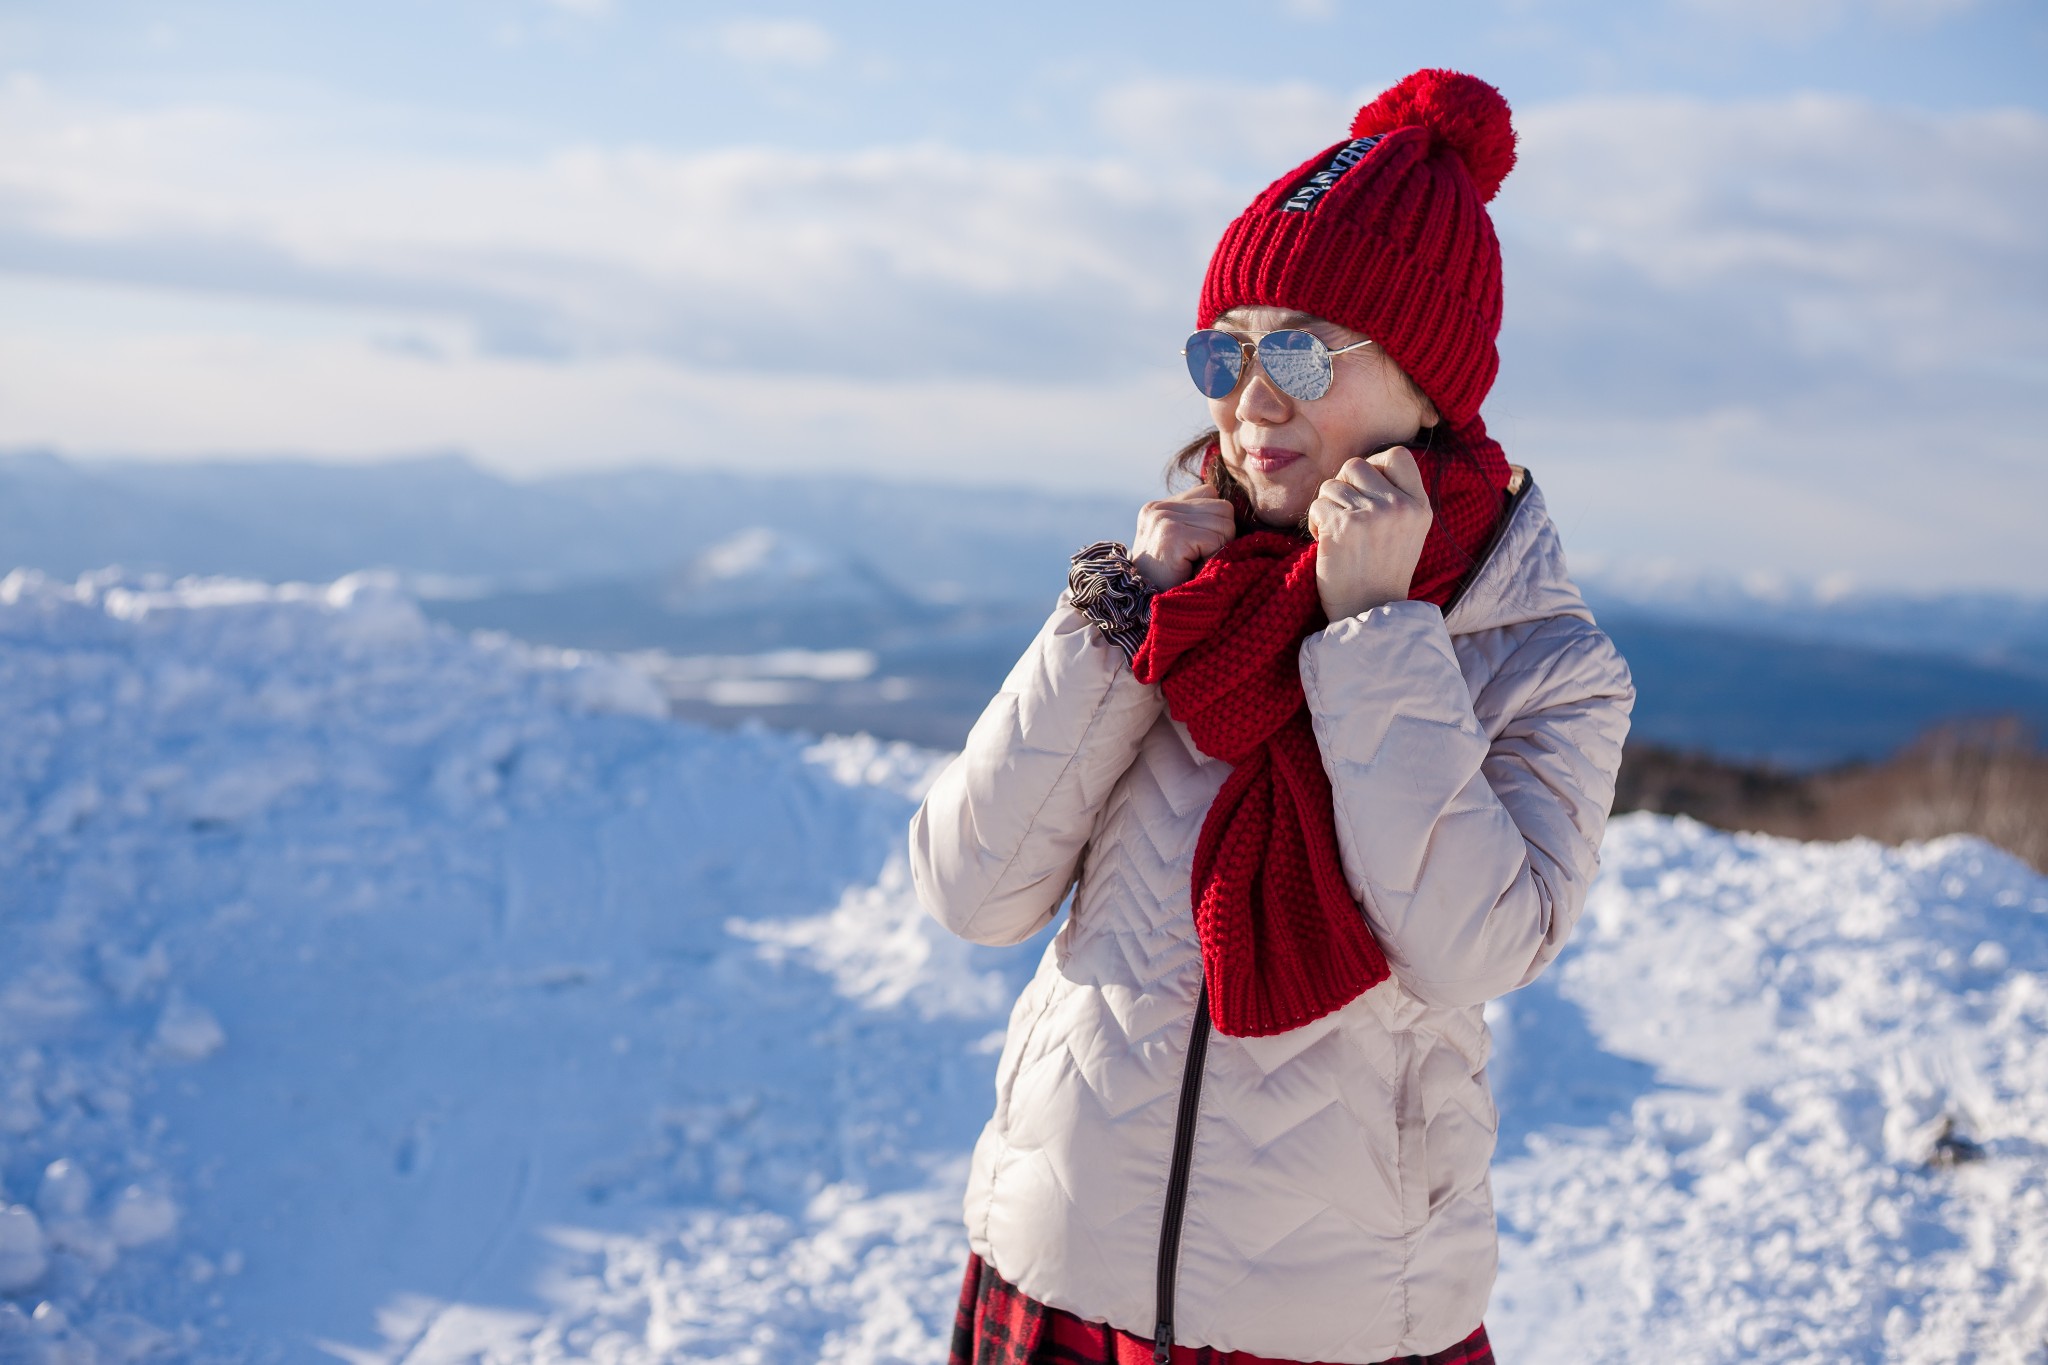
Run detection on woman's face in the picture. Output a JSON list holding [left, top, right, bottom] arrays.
[[1207, 305, 1439, 527]]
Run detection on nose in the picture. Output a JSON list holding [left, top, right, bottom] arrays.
[[1235, 361, 1292, 426]]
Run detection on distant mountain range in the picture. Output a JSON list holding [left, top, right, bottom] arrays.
[[1578, 566, 2048, 684], [0, 447, 1131, 604], [1595, 612, 2048, 770], [7, 449, 2045, 766]]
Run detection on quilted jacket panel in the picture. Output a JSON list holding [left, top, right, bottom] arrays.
[[910, 477, 1633, 1362]]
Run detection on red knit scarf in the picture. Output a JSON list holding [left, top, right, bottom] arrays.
[[1130, 421, 1510, 1037]]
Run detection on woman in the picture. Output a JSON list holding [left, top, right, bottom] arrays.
[[910, 69, 1633, 1365]]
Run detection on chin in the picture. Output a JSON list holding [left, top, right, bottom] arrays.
[[1249, 503, 1313, 534], [1241, 478, 1315, 528]]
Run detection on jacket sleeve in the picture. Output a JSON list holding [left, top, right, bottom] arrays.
[[1298, 601, 1634, 1007], [909, 596, 1167, 947]]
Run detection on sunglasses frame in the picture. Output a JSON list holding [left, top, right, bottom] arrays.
[[1182, 327, 1376, 403]]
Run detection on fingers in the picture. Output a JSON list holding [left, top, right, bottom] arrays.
[[1316, 467, 1392, 520], [1131, 484, 1237, 590], [1306, 488, 1363, 543], [1139, 485, 1231, 531], [1333, 456, 1392, 497], [1363, 445, 1428, 502], [1138, 508, 1231, 546], [1328, 447, 1426, 504], [1311, 446, 1433, 542], [1151, 489, 1235, 533], [1141, 483, 1230, 517]]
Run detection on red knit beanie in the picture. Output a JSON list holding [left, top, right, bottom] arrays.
[[1198, 69, 1517, 428]]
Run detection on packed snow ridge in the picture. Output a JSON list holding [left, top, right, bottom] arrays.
[[0, 567, 2043, 1364]]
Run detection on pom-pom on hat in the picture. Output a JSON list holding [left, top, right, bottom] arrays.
[[1198, 68, 1517, 427]]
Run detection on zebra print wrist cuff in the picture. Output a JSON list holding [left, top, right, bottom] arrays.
[[1067, 541, 1153, 662]]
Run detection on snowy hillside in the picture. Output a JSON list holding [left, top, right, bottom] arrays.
[[0, 571, 2044, 1363]]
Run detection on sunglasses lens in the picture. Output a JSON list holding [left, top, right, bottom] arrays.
[[1184, 330, 1244, 399], [1257, 330, 1332, 401]]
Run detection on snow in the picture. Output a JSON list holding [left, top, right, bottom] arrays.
[[0, 1207, 46, 1293], [1, 568, 2045, 1363], [1487, 818, 2048, 1361]]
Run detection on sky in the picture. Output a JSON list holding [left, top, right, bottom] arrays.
[[0, 0, 2044, 590]]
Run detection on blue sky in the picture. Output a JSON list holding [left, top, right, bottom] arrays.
[[1, 1, 2044, 589]]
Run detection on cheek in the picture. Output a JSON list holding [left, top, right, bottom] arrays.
[[1297, 406, 1349, 458], [1313, 386, 1400, 456]]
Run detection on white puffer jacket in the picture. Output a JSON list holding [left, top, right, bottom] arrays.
[[909, 473, 1633, 1362]]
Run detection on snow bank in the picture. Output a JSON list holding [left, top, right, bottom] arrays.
[[0, 568, 1005, 1363], [1488, 816, 2048, 1363], [0, 568, 2043, 1363]]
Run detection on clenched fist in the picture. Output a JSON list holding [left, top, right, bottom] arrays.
[[1306, 447, 1434, 622], [1131, 484, 1237, 591]]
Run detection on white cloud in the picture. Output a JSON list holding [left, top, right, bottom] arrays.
[[1505, 92, 2048, 389], [544, 0, 613, 15], [0, 75, 2042, 587], [1497, 401, 2048, 591], [0, 77, 1226, 384], [1094, 76, 1374, 173], [0, 275, 1194, 492], [1488, 90, 2047, 589], [712, 18, 835, 68]]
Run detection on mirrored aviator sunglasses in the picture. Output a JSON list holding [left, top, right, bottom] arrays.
[[1182, 328, 1374, 403]]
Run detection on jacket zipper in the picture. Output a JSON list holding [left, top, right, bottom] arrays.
[[1152, 980, 1212, 1365], [1144, 480, 1531, 1361]]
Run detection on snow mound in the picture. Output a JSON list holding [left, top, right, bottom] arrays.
[[0, 567, 2043, 1363], [1489, 816, 2048, 1363], [0, 568, 1010, 1362]]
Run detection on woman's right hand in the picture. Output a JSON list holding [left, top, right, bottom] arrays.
[[1131, 484, 1236, 591]]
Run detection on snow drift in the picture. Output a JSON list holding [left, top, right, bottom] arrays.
[[0, 569, 2042, 1363]]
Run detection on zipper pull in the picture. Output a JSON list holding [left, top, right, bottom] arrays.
[[1153, 1320, 1172, 1365]]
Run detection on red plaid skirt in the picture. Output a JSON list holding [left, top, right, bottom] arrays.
[[948, 1254, 1493, 1365]]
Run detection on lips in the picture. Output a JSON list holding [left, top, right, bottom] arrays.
[[1243, 447, 1305, 473]]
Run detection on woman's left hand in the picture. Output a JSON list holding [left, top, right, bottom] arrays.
[[1307, 447, 1434, 622]]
